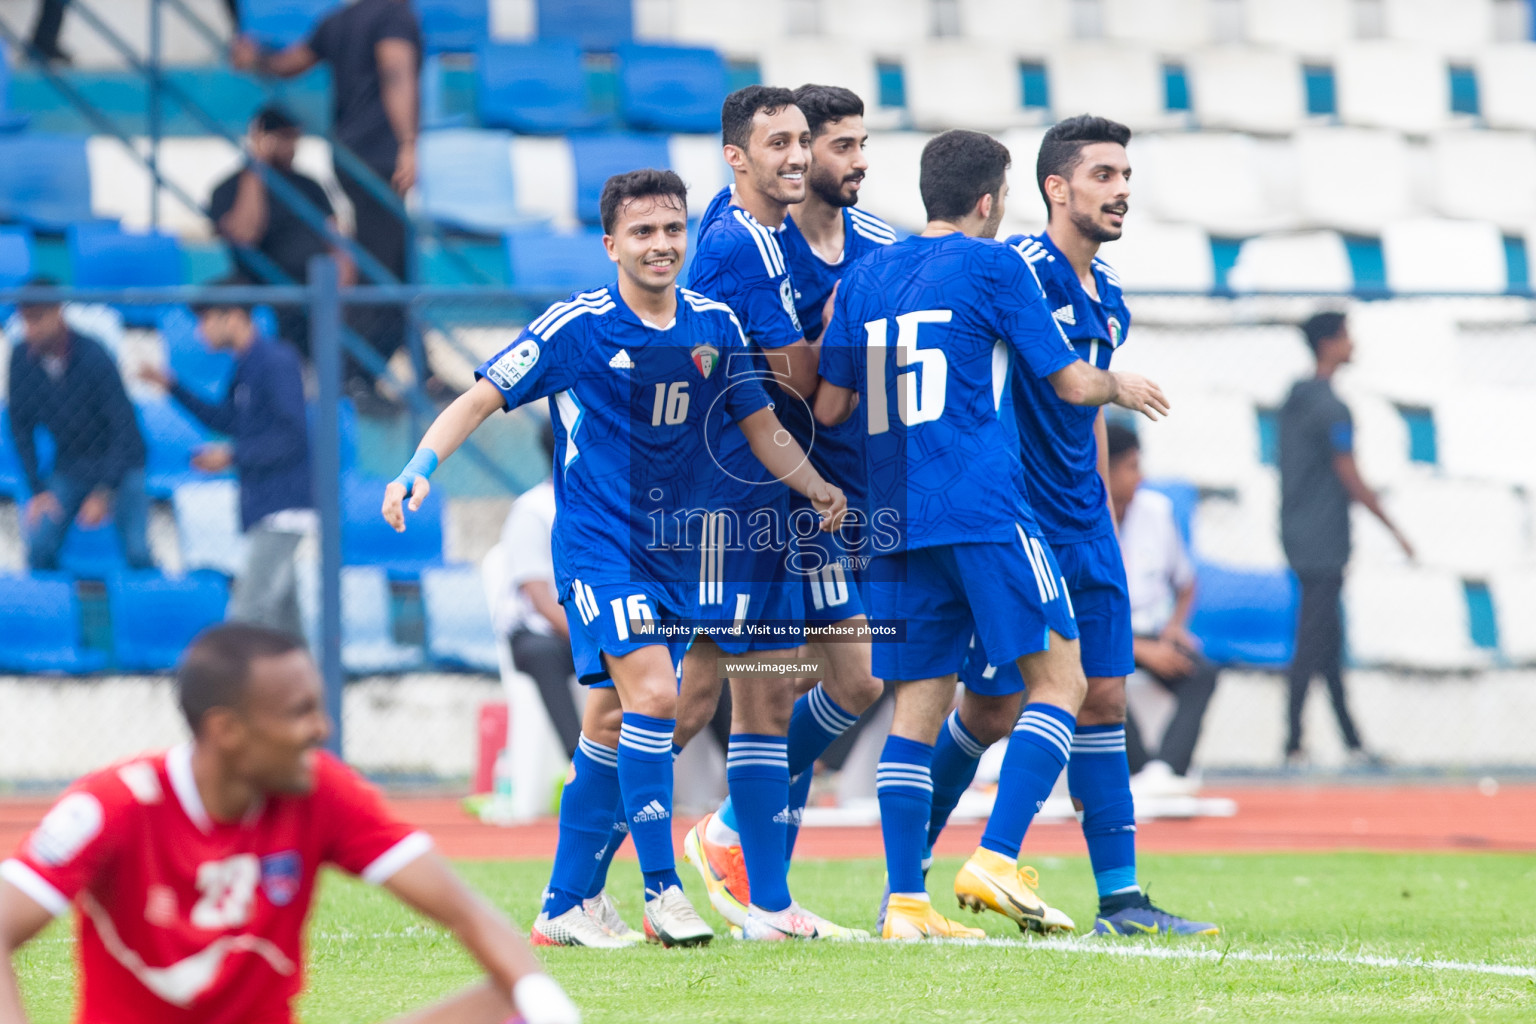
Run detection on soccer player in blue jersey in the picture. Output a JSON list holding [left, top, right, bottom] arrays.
[[814, 129, 1169, 940], [678, 85, 867, 942], [681, 84, 893, 928], [934, 116, 1218, 937], [381, 169, 847, 948]]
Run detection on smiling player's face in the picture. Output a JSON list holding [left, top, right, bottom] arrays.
[[743, 105, 811, 205], [605, 194, 689, 294], [807, 115, 868, 208], [1060, 141, 1131, 243], [224, 651, 332, 795]]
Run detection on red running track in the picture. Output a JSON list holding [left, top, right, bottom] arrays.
[[6, 784, 1529, 860]]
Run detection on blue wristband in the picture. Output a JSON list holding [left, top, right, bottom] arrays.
[[391, 448, 438, 490]]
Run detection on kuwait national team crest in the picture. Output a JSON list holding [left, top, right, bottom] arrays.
[[1107, 316, 1123, 348], [691, 343, 719, 379], [260, 851, 303, 907]]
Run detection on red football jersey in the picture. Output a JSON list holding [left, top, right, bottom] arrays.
[[1, 745, 429, 1024]]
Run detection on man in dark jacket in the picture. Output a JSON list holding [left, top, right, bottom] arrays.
[[140, 288, 312, 636], [8, 285, 152, 572]]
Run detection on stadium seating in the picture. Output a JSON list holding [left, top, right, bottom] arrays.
[[1381, 220, 1506, 294], [57, 520, 126, 579], [1381, 0, 1496, 54], [904, 43, 1029, 133], [568, 133, 671, 224], [417, 129, 523, 234], [536, 0, 633, 51], [1135, 391, 1263, 489], [340, 566, 423, 674], [172, 479, 248, 577], [1475, 44, 1536, 131], [1243, 0, 1354, 53], [1046, 44, 1171, 130], [1377, 477, 1526, 577], [1293, 128, 1414, 234], [1186, 47, 1308, 135], [505, 228, 614, 291], [758, 41, 884, 126], [341, 473, 443, 577], [820, 0, 929, 52], [0, 407, 31, 500], [660, 0, 782, 53], [417, 0, 490, 54], [139, 398, 226, 498], [421, 564, 498, 671], [106, 570, 228, 671], [1102, 0, 1215, 49], [667, 134, 731, 205], [158, 305, 235, 404], [956, 0, 1073, 50], [476, 41, 608, 135], [1335, 43, 1454, 134], [1346, 566, 1490, 670], [1191, 486, 1288, 571], [67, 224, 183, 326], [241, 0, 335, 49], [0, 134, 93, 230], [1489, 570, 1536, 664], [856, 132, 930, 231], [0, 227, 34, 287], [1135, 133, 1291, 236], [1226, 231, 1353, 292], [1092, 221, 1214, 292], [616, 45, 728, 134], [509, 136, 580, 227], [1436, 388, 1536, 487], [0, 575, 107, 673], [1188, 562, 1296, 667], [1427, 131, 1536, 229]]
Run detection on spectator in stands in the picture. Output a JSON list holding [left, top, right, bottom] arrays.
[[138, 286, 312, 637], [232, 0, 434, 409], [8, 281, 152, 571], [494, 419, 581, 760], [1105, 424, 1217, 795], [29, 0, 240, 64], [1279, 312, 1413, 769], [210, 105, 354, 358]]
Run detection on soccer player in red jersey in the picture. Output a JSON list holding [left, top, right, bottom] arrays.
[[0, 624, 579, 1024]]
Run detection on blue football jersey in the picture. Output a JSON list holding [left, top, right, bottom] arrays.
[[476, 284, 771, 598], [1005, 232, 1133, 544], [819, 233, 1081, 553]]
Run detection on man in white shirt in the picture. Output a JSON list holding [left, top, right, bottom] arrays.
[[495, 420, 580, 758], [1107, 424, 1218, 788]]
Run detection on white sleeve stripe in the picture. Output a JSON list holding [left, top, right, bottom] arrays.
[[1, 859, 70, 917], [360, 831, 435, 886], [536, 301, 615, 340], [733, 210, 780, 278], [529, 290, 611, 333], [746, 215, 785, 276]]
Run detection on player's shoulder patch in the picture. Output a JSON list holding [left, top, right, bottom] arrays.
[[485, 336, 543, 392], [848, 207, 898, 246], [29, 790, 105, 867], [729, 207, 788, 279]]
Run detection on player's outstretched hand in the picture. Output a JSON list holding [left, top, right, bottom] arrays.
[[513, 973, 582, 1024], [1111, 372, 1170, 420], [381, 476, 431, 533], [807, 480, 847, 533]]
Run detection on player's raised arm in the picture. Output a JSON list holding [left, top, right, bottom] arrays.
[[381, 378, 506, 531], [0, 878, 54, 1024], [381, 853, 579, 1024], [736, 407, 847, 531]]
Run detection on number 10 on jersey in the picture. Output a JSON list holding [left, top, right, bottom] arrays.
[[865, 310, 951, 435]]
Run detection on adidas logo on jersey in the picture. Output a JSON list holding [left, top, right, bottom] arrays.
[[1052, 305, 1076, 326], [632, 799, 669, 822], [609, 349, 634, 370]]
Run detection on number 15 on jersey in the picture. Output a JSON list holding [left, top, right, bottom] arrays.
[[865, 310, 951, 435]]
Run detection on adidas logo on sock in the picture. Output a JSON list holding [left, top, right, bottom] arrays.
[[1052, 304, 1076, 326], [608, 348, 635, 370], [772, 806, 793, 824], [632, 799, 669, 822]]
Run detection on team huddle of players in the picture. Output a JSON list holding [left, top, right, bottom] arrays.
[[388, 83, 1220, 948]]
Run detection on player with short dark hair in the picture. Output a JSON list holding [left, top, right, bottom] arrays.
[[382, 168, 846, 949], [815, 128, 1169, 940], [0, 623, 580, 1024]]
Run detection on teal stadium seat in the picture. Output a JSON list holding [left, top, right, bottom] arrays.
[[107, 570, 229, 672], [0, 575, 107, 673]]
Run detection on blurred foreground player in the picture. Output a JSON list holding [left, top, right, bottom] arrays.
[[0, 624, 578, 1024]]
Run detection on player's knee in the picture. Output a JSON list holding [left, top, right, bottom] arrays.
[[1079, 678, 1127, 724], [958, 696, 1017, 745], [827, 668, 883, 714], [624, 681, 678, 722]]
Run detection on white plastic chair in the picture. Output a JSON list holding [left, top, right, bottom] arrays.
[[1293, 128, 1414, 234], [1187, 47, 1306, 134], [1382, 219, 1506, 295], [1227, 231, 1353, 293], [1335, 42, 1453, 134]]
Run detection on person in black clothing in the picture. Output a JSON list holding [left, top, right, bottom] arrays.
[[30, 0, 240, 65], [1278, 312, 1413, 768], [232, 0, 427, 404], [7, 283, 152, 572], [209, 105, 354, 358]]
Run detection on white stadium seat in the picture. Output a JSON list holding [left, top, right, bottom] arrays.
[[1327, 378, 1415, 488], [1382, 219, 1507, 295], [1092, 222, 1214, 293], [1382, 0, 1496, 56], [997, 126, 1048, 239], [1135, 132, 1293, 236], [667, 135, 730, 206], [1242, 0, 1353, 55], [1428, 131, 1536, 230], [1115, 325, 1312, 406], [1380, 478, 1529, 577], [490, 0, 535, 40], [1192, 478, 1287, 570], [957, 0, 1072, 51], [1345, 567, 1489, 671], [1187, 47, 1307, 135], [1436, 388, 1536, 487], [1134, 391, 1261, 488], [663, 0, 792, 53], [1292, 128, 1414, 234], [856, 132, 932, 231], [905, 43, 1029, 132], [1342, 300, 1459, 405], [1335, 42, 1454, 135], [758, 39, 886, 121], [1475, 44, 1536, 131], [1490, 570, 1536, 664], [1102, 0, 1215, 50], [821, 0, 932, 52], [508, 136, 578, 228], [1047, 44, 1172, 131], [1227, 232, 1353, 293]]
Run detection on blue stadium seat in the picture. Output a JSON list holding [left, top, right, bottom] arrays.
[[340, 566, 423, 673], [476, 41, 608, 134], [58, 520, 126, 579], [0, 44, 31, 133], [536, 0, 632, 50], [341, 473, 442, 577], [158, 306, 235, 404], [0, 406, 29, 500], [1143, 478, 1198, 545], [70, 225, 184, 326], [421, 564, 498, 671], [505, 227, 615, 292], [617, 45, 728, 133], [0, 574, 106, 673], [569, 133, 671, 224], [417, 129, 524, 234], [140, 398, 228, 498], [106, 570, 228, 671], [0, 134, 93, 230], [1189, 563, 1298, 668], [0, 226, 34, 286], [416, 0, 488, 53], [242, 0, 338, 48]]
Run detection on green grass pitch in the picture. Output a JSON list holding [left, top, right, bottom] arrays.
[[14, 852, 1536, 1023]]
